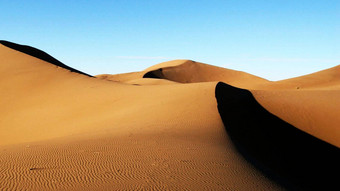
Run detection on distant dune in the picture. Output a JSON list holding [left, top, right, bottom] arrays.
[[143, 60, 269, 89], [269, 64, 340, 89], [0, 41, 339, 190]]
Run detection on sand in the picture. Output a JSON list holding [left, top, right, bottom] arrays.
[[0, 41, 338, 190]]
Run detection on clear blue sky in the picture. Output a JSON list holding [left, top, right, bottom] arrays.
[[1, 0, 339, 80]]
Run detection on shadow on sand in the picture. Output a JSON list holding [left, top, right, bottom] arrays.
[[0, 40, 91, 77], [143, 68, 165, 79], [215, 82, 339, 190]]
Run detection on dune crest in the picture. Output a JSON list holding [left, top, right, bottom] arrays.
[[0, 40, 91, 77], [0, 41, 338, 190], [97, 60, 269, 88], [216, 82, 339, 190], [273, 64, 340, 89], [143, 60, 269, 89]]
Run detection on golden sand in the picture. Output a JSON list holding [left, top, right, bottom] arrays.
[[0, 41, 338, 190]]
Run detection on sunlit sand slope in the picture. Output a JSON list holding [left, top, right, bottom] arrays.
[[263, 65, 340, 90], [1, 41, 339, 190], [143, 60, 269, 89], [0, 42, 284, 190], [216, 82, 339, 190]]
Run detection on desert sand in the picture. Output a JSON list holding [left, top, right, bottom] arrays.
[[0, 41, 339, 190]]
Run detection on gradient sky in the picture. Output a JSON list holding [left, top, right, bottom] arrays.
[[1, 0, 339, 80]]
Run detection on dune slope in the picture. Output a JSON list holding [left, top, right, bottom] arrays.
[[137, 59, 340, 148], [0, 42, 285, 190], [0, 40, 91, 77], [143, 60, 269, 89], [216, 82, 339, 190], [1, 41, 339, 190], [267, 64, 340, 90]]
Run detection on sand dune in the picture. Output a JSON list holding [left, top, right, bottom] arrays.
[[265, 65, 340, 90], [143, 60, 269, 89], [216, 83, 339, 190], [96, 73, 177, 85], [252, 89, 340, 147], [0, 40, 91, 77], [0, 41, 339, 190], [96, 72, 143, 83], [97, 60, 269, 88], [135, 59, 340, 148]]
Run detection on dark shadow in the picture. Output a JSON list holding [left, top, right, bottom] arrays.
[[0, 40, 91, 77], [215, 82, 340, 191], [143, 68, 164, 79]]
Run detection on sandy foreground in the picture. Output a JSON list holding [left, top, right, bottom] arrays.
[[0, 41, 339, 190]]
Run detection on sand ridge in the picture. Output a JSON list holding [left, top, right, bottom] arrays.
[[0, 41, 339, 190], [265, 64, 340, 90]]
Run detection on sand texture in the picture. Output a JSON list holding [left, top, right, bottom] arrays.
[[0, 41, 339, 190]]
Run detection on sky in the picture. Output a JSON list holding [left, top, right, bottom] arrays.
[[1, 0, 339, 80]]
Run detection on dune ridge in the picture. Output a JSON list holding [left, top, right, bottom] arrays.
[[0, 41, 339, 190], [138, 60, 340, 147], [143, 60, 269, 89], [0, 40, 91, 77], [215, 82, 339, 190], [268, 64, 340, 90]]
